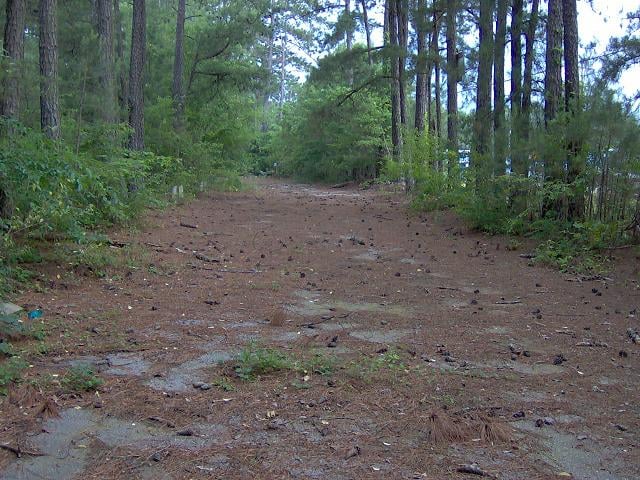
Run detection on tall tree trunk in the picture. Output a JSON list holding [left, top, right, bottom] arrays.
[[473, 0, 494, 173], [128, 0, 146, 150], [434, 55, 441, 138], [278, 29, 287, 117], [431, 4, 442, 138], [388, 0, 403, 160], [345, 0, 353, 49], [510, 0, 525, 176], [522, 0, 539, 125], [563, 0, 578, 113], [563, 0, 582, 219], [414, 0, 428, 133], [1, 0, 25, 123], [511, 0, 523, 117], [360, 0, 373, 65], [39, 0, 60, 140], [544, 0, 562, 126], [96, 0, 116, 124], [114, 0, 127, 120], [493, 0, 508, 175], [0, 0, 24, 217], [446, 0, 458, 166], [172, 0, 186, 131], [543, 0, 563, 215], [261, 6, 275, 131], [398, 0, 409, 126], [345, 0, 354, 85]]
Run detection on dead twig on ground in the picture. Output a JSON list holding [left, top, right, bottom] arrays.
[[0, 444, 46, 458], [179, 222, 198, 229]]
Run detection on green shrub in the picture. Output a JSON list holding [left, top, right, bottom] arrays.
[[0, 356, 28, 395], [61, 365, 103, 392], [234, 343, 294, 381]]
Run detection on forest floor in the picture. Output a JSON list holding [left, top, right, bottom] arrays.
[[1, 178, 639, 480]]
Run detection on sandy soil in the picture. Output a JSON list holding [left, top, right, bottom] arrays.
[[1, 178, 638, 480]]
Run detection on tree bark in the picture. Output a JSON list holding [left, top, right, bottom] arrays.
[[114, 0, 127, 121], [345, 0, 353, 50], [398, 0, 409, 126], [493, 0, 508, 175], [522, 0, 539, 124], [360, 0, 373, 65], [544, 0, 562, 126], [1, 0, 25, 123], [172, 0, 186, 131], [543, 0, 564, 216], [510, 0, 523, 117], [431, 5, 442, 139], [446, 0, 458, 163], [388, 0, 403, 160], [563, 0, 582, 218], [96, 0, 116, 124], [261, 5, 275, 131], [510, 0, 525, 176], [39, 0, 60, 140], [563, 0, 579, 113], [278, 29, 287, 115], [414, 0, 428, 133], [473, 0, 493, 171], [128, 0, 146, 150]]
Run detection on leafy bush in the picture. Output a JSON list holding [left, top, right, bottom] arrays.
[[0, 356, 27, 395], [0, 120, 242, 292], [234, 343, 294, 381], [61, 365, 103, 392]]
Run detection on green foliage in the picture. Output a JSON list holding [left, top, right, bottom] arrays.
[[303, 353, 335, 376], [0, 310, 46, 344], [0, 341, 15, 357], [266, 46, 388, 183], [0, 356, 28, 395], [212, 376, 236, 392], [61, 365, 104, 392], [234, 343, 295, 381], [0, 121, 240, 291], [269, 84, 388, 182], [346, 349, 406, 383]]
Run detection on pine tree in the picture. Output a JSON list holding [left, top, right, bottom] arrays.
[[1, 0, 26, 124], [128, 0, 146, 150], [39, 0, 61, 140]]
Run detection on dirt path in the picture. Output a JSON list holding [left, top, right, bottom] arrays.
[[1, 178, 639, 479]]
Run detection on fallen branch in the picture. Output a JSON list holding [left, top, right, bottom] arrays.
[[457, 463, 489, 476], [0, 444, 46, 458], [495, 300, 522, 305], [576, 340, 608, 347], [179, 222, 198, 229], [298, 315, 334, 328], [194, 252, 219, 263], [107, 240, 129, 248], [217, 269, 262, 274]]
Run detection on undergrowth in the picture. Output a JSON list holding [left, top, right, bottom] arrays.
[[61, 365, 104, 392], [0, 124, 240, 295], [0, 357, 28, 395], [233, 342, 336, 382]]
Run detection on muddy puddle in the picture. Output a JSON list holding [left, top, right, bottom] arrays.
[[1, 408, 229, 480], [287, 290, 412, 318], [514, 420, 627, 480], [147, 349, 235, 392]]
